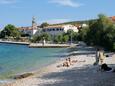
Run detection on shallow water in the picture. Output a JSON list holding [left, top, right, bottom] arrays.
[[0, 43, 66, 80]]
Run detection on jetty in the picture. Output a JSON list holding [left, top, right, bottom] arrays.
[[0, 40, 77, 48], [0, 40, 29, 45], [29, 43, 76, 48]]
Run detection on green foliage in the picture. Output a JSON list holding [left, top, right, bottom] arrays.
[[78, 27, 89, 42], [54, 34, 63, 43], [31, 35, 41, 43], [40, 33, 51, 41], [62, 35, 69, 43], [113, 43, 115, 51], [78, 14, 115, 51], [31, 29, 79, 44], [31, 33, 51, 43], [65, 29, 78, 42], [53, 30, 78, 44], [40, 22, 49, 28], [0, 24, 21, 38]]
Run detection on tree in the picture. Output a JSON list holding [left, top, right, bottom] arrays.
[[40, 22, 49, 28], [102, 25, 115, 50], [40, 33, 51, 41], [31, 33, 51, 43], [31, 35, 41, 43], [54, 34, 63, 43], [78, 27, 89, 42], [0, 24, 21, 38], [66, 29, 78, 43], [62, 35, 69, 43], [78, 14, 115, 51]]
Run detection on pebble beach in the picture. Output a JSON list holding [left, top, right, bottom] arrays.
[[1, 46, 115, 86]]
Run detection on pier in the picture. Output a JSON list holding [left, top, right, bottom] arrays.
[[0, 40, 29, 45], [29, 43, 76, 48]]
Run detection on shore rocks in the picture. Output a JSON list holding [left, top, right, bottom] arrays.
[[13, 73, 33, 79]]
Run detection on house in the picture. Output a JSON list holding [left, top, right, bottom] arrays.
[[110, 16, 115, 22], [42, 24, 78, 36], [18, 26, 38, 36]]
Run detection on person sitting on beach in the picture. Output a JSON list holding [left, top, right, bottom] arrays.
[[68, 57, 72, 65], [63, 58, 70, 67], [57, 58, 86, 68], [57, 58, 70, 68], [101, 63, 115, 72]]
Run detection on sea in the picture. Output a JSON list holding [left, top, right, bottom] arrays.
[[0, 43, 67, 82]]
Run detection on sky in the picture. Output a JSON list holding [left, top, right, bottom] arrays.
[[0, 0, 115, 29]]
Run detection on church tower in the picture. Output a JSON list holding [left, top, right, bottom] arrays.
[[32, 16, 37, 30]]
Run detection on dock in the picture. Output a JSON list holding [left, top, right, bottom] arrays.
[[0, 40, 77, 48], [0, 40, 29, 45], [29, 43, 75, 48]]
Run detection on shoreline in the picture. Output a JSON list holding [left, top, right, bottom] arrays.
[[0, 56, 66, 85], [1, 46, 115, 86], [0, 50, 66, 84]]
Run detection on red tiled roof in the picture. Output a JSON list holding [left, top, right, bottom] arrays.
[[18, 27, 33, 30], [110, 16, 115, 21], [44, 25, 64, 29]]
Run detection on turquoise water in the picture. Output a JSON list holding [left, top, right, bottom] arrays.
[[0, 43, 66, 80]]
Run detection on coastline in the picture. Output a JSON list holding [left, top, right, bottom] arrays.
[[0, 56, 66, 85], [0, 54, 115, 86], [1, 45, 115, 86]]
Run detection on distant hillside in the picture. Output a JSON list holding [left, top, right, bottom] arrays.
[[51, 16, 115, 26], [51, 19, 97, 26]]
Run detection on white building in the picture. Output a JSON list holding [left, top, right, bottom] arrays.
[[18, 17, 78, 36], [42, 24, 78, 36]]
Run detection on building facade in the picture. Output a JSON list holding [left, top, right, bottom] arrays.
[[18, 17, 78, 36], [42, 24, 78, 36]]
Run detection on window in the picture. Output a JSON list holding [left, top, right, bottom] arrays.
[[57, 28, 59, 31], [53, 28, 55, 31], [60, 28, 64, 31]]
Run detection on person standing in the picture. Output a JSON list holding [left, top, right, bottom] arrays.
[[94, 48, 100, 65], [42, 37, 46, 46], [99, 49, 105, 64]]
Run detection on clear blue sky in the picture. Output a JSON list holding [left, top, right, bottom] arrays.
[[0, 0, 115, 29]]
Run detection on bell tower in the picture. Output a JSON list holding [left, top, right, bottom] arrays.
[[32, 16, 37, 30]]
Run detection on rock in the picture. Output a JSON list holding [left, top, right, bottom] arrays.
[[13, 73, 33, 79]]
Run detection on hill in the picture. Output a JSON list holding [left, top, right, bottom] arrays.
[[51, 19, 97, 26]]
